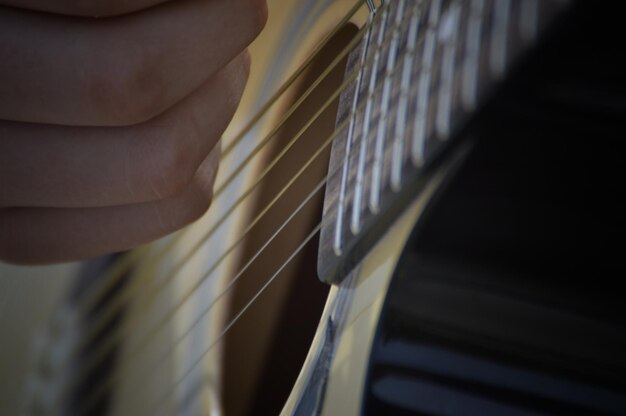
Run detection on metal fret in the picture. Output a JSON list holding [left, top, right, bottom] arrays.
[[391, 3, 421, 192], [333, 15, 374, 256], [318, 0, 571, 285], [351, 6, 389, 234], [370, 0, 405, 213]]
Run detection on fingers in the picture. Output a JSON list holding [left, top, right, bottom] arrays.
[[0, 54, 249, 208], [0, 147, 220, 264], [0, 0, 266, 263], [0, 0, 172, 17], [0, 0, 267, 125]]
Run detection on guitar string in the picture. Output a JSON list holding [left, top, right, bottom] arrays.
[[145, 0, 530, 412], [48, 0, 428, 410], [57, 18, 382, 384], [73, 34, 387, 415], [68, 18, 373, 360], [45, 25, 380, 396], [219, 0, 365, 159], [77, 11, 427, 413], [152, 2, 540, 410], [62, 2, 442, 411], [161, 133, 477, 416], [211, 0, 367, 199], [80, 62, 401, 408], [56, 0, 368, 323], [145, 122, 414, 416], [130, 104, 398, 415], [149, 224, 323, 416], [78, 176, 328, 416], [77, 5, 428, 410], [59, 0, 364, 325], [58, 5, 394, 384], [69, 85, 344, 409], [49, 6, 391, 410]]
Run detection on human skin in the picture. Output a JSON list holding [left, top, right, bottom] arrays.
[[0, 0, 268, 264]]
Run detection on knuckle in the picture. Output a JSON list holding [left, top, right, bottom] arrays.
[[178, 150, 219, 226], [144, 101, 218, 200], [185, 175, 215, 223], [150, 135, 197, 199], [239, 51, 252, 85], [166, 176, 213, 232], [223, 80, 245, 118], [218, 57, 249, 116]]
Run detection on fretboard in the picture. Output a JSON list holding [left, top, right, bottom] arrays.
[[318, 0, 569, 284]]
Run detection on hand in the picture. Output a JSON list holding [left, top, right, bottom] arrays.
[[0, 0, 267, 264]]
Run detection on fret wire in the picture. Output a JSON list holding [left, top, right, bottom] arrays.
[[64, 37, 403, 406], [74, 27, 417, 410], [369, 0, 405, 213], [391, 1, 422, 191], [435, 1, 461, 139], [334, 7, 378, 256], [411, 0, 442, 166], [351, 4, 389, 235], [57, 0, 367, 326]]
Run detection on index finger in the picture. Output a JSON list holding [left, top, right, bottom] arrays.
[[0, 0, 267, 126]]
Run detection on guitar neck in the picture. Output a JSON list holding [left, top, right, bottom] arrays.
[[317, 0, 569, 284]]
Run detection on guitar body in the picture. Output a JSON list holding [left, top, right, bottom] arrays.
[[2, 1, 626, 415], [2, 1, 371, 414], [282, 171, 448, 416]]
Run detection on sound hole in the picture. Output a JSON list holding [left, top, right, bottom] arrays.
[[221, 25, 358, 415]]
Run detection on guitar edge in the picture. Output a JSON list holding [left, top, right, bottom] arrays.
[[281, 147, 460, 416]]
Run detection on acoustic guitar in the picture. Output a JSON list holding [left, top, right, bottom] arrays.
[[1, 0, 625, 415]]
